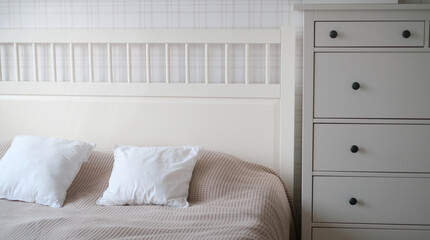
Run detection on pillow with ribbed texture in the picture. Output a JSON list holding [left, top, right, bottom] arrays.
[[97, 145, 202, 208], [0, 135, 95, 208]]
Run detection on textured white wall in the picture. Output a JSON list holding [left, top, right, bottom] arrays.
[[0, 1, 303, 29]]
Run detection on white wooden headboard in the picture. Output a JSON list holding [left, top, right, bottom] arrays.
[[0, 27, 296, 192]]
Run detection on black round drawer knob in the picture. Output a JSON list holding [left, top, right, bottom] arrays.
[[350, 145, 359, 153], [352, 82, 360, 90], [402, 30, 411, 39], [349, 197, 358, 205], [329, 30, 338, 39]]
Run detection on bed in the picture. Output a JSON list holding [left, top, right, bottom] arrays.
[[0, 143, 295, 240], [0, 27, 296, 239]]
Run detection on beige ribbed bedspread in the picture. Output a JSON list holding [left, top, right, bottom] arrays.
[[0, 143, 295, 240]]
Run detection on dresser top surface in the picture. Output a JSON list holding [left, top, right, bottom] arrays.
[[294, 4, 430, 11]]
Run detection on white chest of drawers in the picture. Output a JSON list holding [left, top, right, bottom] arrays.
[[297, 4, 430, 240]]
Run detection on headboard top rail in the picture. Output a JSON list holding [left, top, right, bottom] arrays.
[[0, 29, 281, 44]]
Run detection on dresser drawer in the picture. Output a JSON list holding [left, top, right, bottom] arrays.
[[314, 124, 430, 172], [313, 228, 430, 240], [314, 53, 430, 119], [313, 177, 430, 225], [315, 21, 425, 47]]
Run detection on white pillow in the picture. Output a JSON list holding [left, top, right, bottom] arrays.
[[97, 145, 202, 208], [0, 135, 95, 208]]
